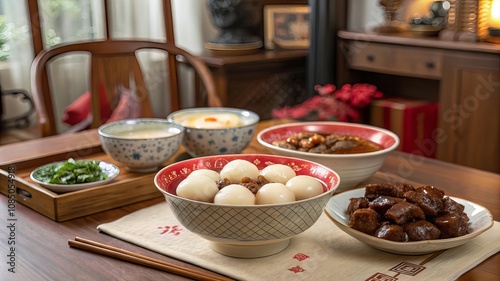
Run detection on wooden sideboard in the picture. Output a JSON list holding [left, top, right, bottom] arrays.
[[337, 31, 500, 173], [192, 49, 309, 120]]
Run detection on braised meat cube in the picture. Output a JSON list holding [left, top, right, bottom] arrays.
[[308, 143, 328, 154], [391, 184, 417, 197], [330, 139, 358, 152], [404, 220, 441, 241], [385, 201, 425, 224], [364, 183, 394, 199], [392, 183, 415, 198], [271, 140, 297, 150], [434, 213, 470, 238], [374, 224, 409, 242], [364, 183, 415, 199], [442, 197, 465, 215], [404, 190, 443, 217], [347, 197, 370, 215], [461, 212, 470, 223], [349, 208, 379, 235], [415, 185, 445, 199], [349, 183, 471, 242], [369, 196, 406, 216]]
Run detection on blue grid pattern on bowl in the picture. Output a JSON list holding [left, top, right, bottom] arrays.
[[166, 194, 330, 241]]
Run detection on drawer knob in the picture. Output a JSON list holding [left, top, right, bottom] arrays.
[[426, 62, 435, 69], [366, 55, 375, 62]]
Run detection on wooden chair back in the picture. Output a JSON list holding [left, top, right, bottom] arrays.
[[27, 0, 221, 137], [31, 41, 221, 136]]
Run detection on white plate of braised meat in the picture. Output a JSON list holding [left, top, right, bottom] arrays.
[[324, 185, 494, 255]]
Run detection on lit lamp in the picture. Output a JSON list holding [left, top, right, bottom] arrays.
[[489, 0, 500, 37]]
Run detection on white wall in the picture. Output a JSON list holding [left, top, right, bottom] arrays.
[[347, 0, 384, 32], [171, 0, 217, 108], [171, 0, 217, 54]]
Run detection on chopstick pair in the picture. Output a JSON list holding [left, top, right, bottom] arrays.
[[68, 237, 234, 281]]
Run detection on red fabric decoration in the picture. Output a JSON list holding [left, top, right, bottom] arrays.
[[62, 83, 113, 126], [106, 85, 142, 123], [272, 83, 383, 122]]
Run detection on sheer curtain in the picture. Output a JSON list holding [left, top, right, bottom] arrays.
[[0, 0, 33, 123], [1, 0, 215, 133]]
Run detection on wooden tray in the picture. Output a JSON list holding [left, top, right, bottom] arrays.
[[0, 130, 166, 221]]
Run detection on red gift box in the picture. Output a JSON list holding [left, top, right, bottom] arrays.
[[370, 98, 439, 158]]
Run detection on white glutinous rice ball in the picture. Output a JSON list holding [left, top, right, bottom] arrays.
[[255, 183, 295, 204], [219, 159, 259, 183], [286, 175, 324, 200], [176, 175, 218, 202], [214, 184, 256, 205], [259, 164, 296, 184], [188, 169, 221, 181]]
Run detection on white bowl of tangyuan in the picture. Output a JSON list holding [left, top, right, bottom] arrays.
[[154, 154, 340, 258]]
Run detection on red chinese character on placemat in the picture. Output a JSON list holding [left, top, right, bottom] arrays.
[[293, 253, 310, 261], [288, 265, 306, 273], [390, 262, 425, 276], [366, 272, 398, 281], [157, 225, 183, 236]]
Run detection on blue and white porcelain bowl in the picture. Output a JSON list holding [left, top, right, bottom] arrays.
[[98, 118, 184, 173], [167, 107, 259, 157]]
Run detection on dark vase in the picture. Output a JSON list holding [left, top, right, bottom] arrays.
[[206, 0, 264, 50]]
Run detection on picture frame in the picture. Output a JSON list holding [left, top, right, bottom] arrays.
[[263, 5, 310, 50]]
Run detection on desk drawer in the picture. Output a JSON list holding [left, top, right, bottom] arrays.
[[347, 42, 443, 79]]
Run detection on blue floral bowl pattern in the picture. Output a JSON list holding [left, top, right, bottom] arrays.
[[98, 119, 184, 172], [167, 108, 259, 157]]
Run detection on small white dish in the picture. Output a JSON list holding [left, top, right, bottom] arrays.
[[30, 160, 120, 193], [324, 188, 494, 255]]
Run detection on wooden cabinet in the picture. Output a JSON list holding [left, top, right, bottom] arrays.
[[337, 31, 500, 173], [439, 51, 499, 172], [348, 42, 443, 80], [193, 49, 309, 120]]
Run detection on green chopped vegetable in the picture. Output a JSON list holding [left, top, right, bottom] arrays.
[[35, 158, 108, 184]]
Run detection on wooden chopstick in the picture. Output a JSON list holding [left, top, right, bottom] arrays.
[[68, 237, 234, 281]]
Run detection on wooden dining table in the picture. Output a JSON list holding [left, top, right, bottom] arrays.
[[0, 119, 499, 281]]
